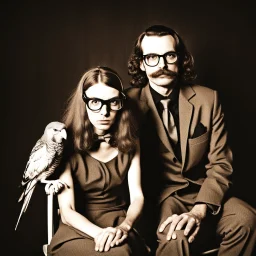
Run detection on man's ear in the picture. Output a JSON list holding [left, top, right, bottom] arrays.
[[140, 61, 145, 71]]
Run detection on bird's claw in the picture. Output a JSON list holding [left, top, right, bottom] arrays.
[[44, 179, 67, 195]]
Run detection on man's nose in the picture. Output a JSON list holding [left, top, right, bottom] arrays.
[[158, 56, 167, 68]]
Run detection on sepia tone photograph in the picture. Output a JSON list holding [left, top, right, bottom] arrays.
[[3, 1, 256, 255]]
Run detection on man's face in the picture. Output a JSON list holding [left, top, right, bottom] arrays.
[[140, 35, 178, 88]]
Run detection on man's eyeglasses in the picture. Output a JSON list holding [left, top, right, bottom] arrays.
[[143, 51, 178, 67], [82, 92, 126, 111]]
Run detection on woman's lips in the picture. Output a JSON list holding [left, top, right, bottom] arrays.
[[98, 120, 110, 124]]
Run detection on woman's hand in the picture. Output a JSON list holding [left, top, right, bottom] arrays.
[[110, 221, 131, 247], [94, 227, 116, 252], [94, 222, 131, 252]]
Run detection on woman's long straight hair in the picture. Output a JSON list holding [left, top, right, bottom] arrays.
[[62, 66, 137, 153]]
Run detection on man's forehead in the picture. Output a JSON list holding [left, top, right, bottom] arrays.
[[141, 35, 176, 54]]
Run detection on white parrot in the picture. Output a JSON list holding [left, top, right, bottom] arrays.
[[15, 121, 67, 230]]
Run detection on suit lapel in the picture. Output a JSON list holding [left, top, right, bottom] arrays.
[[179, 85, 195, 170], [141, 85, 175, 156]]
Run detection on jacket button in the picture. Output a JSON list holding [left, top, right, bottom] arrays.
[[173, 157, 177, 163]]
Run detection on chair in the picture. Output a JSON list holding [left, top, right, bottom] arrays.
[[43, 187, 55, 256], [42, 188, 219, 256], [201, 247, 219, 255]]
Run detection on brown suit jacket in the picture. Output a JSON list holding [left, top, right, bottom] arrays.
[[126, 84, 233, 214]]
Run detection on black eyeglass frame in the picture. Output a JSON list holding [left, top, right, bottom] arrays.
[[142, 51, 178, 67], [82, 91, 126, 111]]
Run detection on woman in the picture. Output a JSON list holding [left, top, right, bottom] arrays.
[[48, 66, 149, 255]]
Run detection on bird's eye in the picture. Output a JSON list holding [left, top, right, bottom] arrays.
[[53, 129, 58, 132]]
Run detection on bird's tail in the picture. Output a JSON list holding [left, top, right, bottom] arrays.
[[15, 186, 36, 230], [18, 180, 37, 202]]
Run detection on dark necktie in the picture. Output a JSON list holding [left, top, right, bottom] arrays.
[[160, 99, 178, 144]]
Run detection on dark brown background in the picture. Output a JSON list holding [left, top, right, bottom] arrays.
[[3, 1, 255, 255]]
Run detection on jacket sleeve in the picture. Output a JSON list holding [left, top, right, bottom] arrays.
[[195, 90, 233, 214]]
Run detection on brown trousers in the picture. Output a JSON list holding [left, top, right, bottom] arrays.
[[156, 195, 256, 256]]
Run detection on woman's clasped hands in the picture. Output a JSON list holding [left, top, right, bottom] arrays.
[[94, 222, 131, 252]]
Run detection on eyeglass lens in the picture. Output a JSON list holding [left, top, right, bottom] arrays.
[[87, 98, 123, 111], [144, 51, 178, 67]]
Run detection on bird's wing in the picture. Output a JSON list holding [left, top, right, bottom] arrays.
[[21, 139, 52, 186], [18, 138, 55, 202]]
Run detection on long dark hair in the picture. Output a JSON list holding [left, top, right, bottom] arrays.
[[62, 66, 137, 153], [128, 24, 197, 87]]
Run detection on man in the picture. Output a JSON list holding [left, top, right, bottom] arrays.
[[126, 24, 256, 256]]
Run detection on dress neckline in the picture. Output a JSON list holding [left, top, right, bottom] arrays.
[[85, 151, 119, 164]]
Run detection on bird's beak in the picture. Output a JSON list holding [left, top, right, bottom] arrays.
[[61, 129, 67, 140]]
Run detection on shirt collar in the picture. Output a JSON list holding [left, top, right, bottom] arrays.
[[149, 84, 180, 105]]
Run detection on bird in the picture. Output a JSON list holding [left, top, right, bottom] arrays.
[[15, 121, 67, 230]]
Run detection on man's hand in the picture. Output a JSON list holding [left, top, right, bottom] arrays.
[[158, 204, 207, 243]]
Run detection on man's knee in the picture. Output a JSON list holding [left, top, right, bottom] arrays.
[[222, 197, 256, 238], [158, 229, 187, 242], [157, 230, 189, 255], [241, 211, 256, 231], [235, 210, 256, 239]]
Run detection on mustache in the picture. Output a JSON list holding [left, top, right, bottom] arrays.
[[151, 69, 178, 78]]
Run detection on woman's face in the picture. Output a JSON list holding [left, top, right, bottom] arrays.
[[85, 83, 120, 135]]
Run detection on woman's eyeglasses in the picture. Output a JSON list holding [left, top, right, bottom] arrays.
[[82, 92, 126, 111]]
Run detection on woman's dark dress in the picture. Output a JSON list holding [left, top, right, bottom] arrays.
[[48, 151, 148, 255]]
